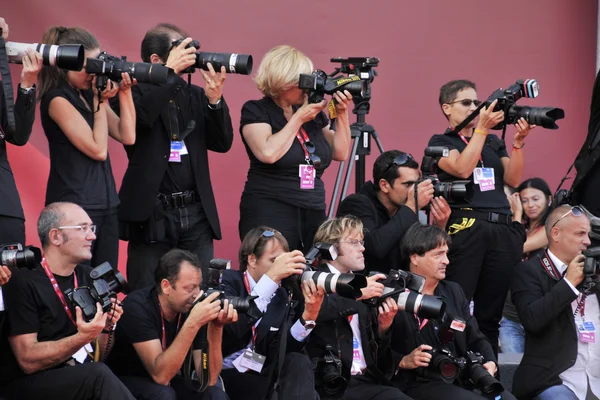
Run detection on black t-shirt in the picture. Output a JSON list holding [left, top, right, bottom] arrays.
[[0, 263, 93, 383], [106, 286, 203, 380], [240, 96, 332, 210], [40, 82, 119, 211], [428, 129, 510, 214]]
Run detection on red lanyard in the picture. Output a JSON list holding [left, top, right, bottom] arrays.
[[458, 133, 483, 166], [159, 304, 182, 352], [41, 257, 78, 326], [415, 316, 429, 330], [295, 127, 312, 163], [243, 272, 258, 347]]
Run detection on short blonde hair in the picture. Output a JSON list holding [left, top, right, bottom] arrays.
[[313, 216, 364, 245], [254, 45, 314, 98]]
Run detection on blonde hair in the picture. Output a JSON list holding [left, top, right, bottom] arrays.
[[254, 45, 313, 98], [313, 216, 364, 245]]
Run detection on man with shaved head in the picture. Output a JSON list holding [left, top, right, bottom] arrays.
[[512, 205, 599, 400]]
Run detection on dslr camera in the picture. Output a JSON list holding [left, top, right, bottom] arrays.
[[0, 243, 42, 269], [312, 344, 346, 398], [419, 146, 474, 206], [484, 79, 564, 130], [5, 40, 84, 71], [86, 52, 170, 91], [583, 246, 600, 278], [65, 262, 129, 322], [171, 39, 253, 75]]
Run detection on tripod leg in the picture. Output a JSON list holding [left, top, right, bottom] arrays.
[[341, 138, 360, 201], [372, 129, 385, 153], [328, 159, 347, 218]]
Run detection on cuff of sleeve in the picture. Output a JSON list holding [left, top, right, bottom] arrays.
[[290, 319, 313, 342], [254, 275, 278, 301], [564, 278, 580, 296]]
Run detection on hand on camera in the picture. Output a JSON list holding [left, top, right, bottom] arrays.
[[483, 361, 497, 376], [0, 17, 9, 40], [265, 250, 306, 284], [0, 265, 11, 286], [211, 299, 238, 327], [117, 72, 137, 93], [476, 99, 505, 132], [103, 297, 123, 331], [20, 48, 43, 89], [301, 279, 324, 321], [406, 179, 434, 213], [377, 297, 399, 334], [91, 77, 119, 103], [509, 192, 523, 222], [296, 95, 327, 124], [357, 274, 385, 301], [333, 90, 352, 115], [201, 62, 226, 105], [76, 302, 109, 343], [565, 254, 586, 288], [514, 117, 535, 145], [165, 37, 197, 74], [190, 291, 222, 328], [400, 344, 433, 370], [430, 197, 451, 229]]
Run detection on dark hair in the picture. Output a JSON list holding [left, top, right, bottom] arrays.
[[438, 80, 477, 120], [401, 223, 451, 261], [238, 227, 289, 272], [372, 150, 419, 192], [154, 249, 201, 292], [37, 26, 99, 100], [517, 177, 553, 229], [141, 23, 187, 63]]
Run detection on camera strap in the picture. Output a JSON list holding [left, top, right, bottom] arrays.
[[41, 257, 78, 326], [243, 272, 258, 347], [0, 32, 16, 139], [539, 251, 563, 282], [296, 127, 313, 164], [264, 292, 293, 400]]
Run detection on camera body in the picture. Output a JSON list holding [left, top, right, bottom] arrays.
[[170, 39, 253, 75], [0, 243, 42, 269], [298, 70, 366, 104], [312, 344, 347, 398], [65, 262, 129, 322], [85, 52, 169, 91], [583, 246, 600, 277], [419, 146, 474, 206]]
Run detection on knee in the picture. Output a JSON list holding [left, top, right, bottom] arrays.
[[152, 385, 177, 400]]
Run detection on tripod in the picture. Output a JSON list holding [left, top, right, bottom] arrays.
[[327, 97, 385, 217]]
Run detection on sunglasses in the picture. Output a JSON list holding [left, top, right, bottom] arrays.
[[303, 140, 322, 169], [550, 206, 584, 230], [384, 153, 415, 176], [448, 99, 482, 107], [261, 230, 276, 238]]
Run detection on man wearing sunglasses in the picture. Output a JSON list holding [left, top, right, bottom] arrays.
[[512, 205, 599, 400], [219, 227, 324, 400], [426, 80, 534, 356], [337, 150, 450, 275], [0, 202, 134, 400]]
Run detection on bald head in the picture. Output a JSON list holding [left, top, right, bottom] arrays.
[[545, 205, 583, 238], [545, 205, 591, 261]]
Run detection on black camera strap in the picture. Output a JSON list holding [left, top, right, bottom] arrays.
[[264, 293, 293, 400], [183, 324, 210, 392], [0, 31, 17, 138], [539, 250, 562, 282]]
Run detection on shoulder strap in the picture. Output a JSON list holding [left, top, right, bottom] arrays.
[[0, 34, 17, 137], [539, 250, 562, 281]]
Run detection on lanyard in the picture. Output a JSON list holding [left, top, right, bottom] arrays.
[[539, 250, 563, 282], [243, 272, 258, 348], [41, 257, 78, 326], [159, 304, 182, 352], [295, 127, 312, 164], [415, 316, 429, 330], [458, 133, 484, 167]]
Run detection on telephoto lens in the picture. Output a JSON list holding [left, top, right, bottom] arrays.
[[7, 42, 84, 71]]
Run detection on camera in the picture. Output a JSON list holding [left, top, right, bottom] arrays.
[[194, 258, 262, 318], [171, 39, 253, 75], [583, 246, 600, 277], [6, 41, 84, 71], [65, 262, 129, 322], [312, 344, 347, 398], [484, 79, 564, 130], [463, 351, 504, 396], [298, 70, 366, 104], [0, 243, 42, 269], [420, 146, 474, 205], [85, 52, 170, 91]]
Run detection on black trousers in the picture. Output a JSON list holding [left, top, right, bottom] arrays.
[[86, 208, 119, 270], [119, 375, 227, 400], [0, 362, 135, 400], [126, 203, 214, 291], [445, 218, 524, 356], [402, 381, 516, 400], [239, 195, 326, 253], [338, 375, 411, 400], [0, 215, 25, 246]]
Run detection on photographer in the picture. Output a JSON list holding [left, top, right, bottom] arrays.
[[306, 216, 411, 400], [337, 150, 450, 275], [391, 223, 515, 400], [238, 45, 352, 253], [427, 80, 530, 355], [116, 23, 233, 291], [0, 17, 43, 245], [38, 26, 136, 270], [220, 227, 323, 400], [106, 248, 237, 399], [511, 205, 598, 400], [0, 202, 133, 400]]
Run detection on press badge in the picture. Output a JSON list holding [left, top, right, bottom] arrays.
[[299, 165, 316, 190], [238, 348, 266, 373], [578, 321, 596, 344], [72, 343, 93, 364], [169, 141, 189, 162], [473, 167, 495, 192]]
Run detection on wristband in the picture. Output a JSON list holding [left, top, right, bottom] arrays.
[[512, 141, 525, 149], [102, 323, 116, 334], [474, 129, 488, 136]]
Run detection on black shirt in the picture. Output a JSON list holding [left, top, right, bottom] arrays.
[[0, 264, 93, 383], [240, 97, 332, 210], [428, 129, 510, 214], [40, 82, 119, 211], [106, 286, 203, 380]]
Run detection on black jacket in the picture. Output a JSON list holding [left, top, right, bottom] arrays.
[[117, 75, 233, 239], [510, 255, 600, 399], [337, 181, 419, 274], [0, 85, 35, 220], [391, 280, 496, 387]]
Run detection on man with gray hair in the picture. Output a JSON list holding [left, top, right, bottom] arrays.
[[0, 202, 135, 400]]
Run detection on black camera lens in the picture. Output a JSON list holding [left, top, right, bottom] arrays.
[[321, 364, 347, 396], [507, 105, 565, 130], [428, 350, 460, 381], [195, 52, 253, 75], [0, 244, 42, 269], [469, 364, 504, 395], [433, 180, 474, 204]]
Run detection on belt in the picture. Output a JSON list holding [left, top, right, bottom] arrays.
[[451, 210, 513, 225], [158, 190, 200, 209]]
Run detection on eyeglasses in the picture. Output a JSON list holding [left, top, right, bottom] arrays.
[[550, 206, 584, 230], [448, 99, 482, 107], [57, 224, 97, 234], [384, 153, 415, 176], [340, 239, 365, 248], [303, 140, 322, 169]]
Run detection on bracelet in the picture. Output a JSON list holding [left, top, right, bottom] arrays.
[[512, 141, 525, 149], [474, 129, 488, 136], [102, 323, 116, 334]]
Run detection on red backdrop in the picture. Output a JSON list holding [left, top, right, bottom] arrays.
[[3, 0, 597, 271]]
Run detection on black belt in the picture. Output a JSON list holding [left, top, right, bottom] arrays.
[[158, 190, 200, 209], [451, 210, 512, 225]]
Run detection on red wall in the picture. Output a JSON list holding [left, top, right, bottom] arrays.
[[3, 0, 597, 270]]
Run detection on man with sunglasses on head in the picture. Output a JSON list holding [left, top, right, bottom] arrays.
[[220, 227, 324, 400], [337, 150, 450, 275], [426, 80, 533, 356], [0, 202, 134, 400], [512, 205, 599, 400]]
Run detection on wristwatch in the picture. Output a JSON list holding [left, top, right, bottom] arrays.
[[207, 98, 222, 110], [299, 315, 316, 330], [18, 84, 35, 95]]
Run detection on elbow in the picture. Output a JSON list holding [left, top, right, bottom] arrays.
[[120, 136, 136, 146], [18, 359, 40, 375], [332, 148, 349, 162], [150, 373, 171, 386], [454, 169, 472, 180], [255, 150, 277, 165], [90, 150, 108, 161]]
